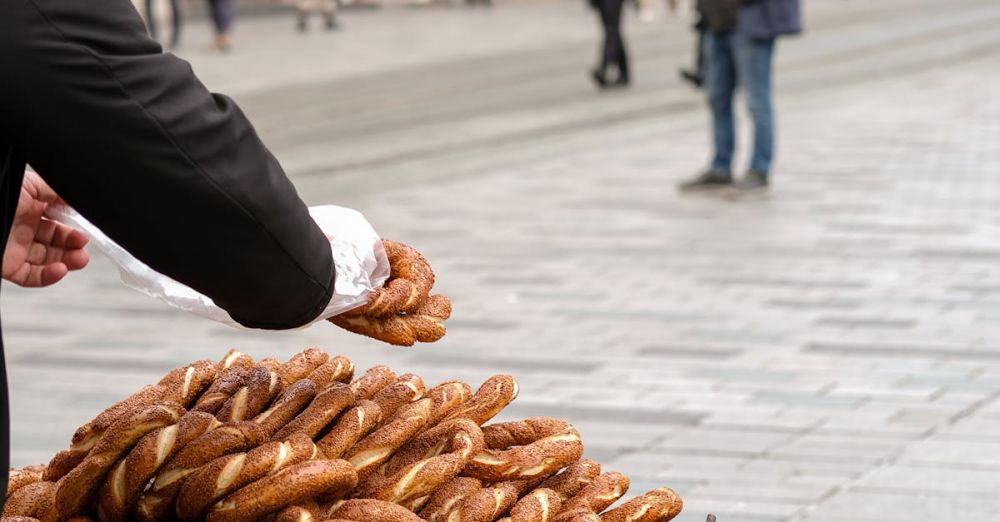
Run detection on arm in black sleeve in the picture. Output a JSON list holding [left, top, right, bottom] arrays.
[[0, 0, 335, 329]]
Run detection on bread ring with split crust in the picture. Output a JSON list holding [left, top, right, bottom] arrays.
[[556, 473, 629, 520], [305, 356, 355, 389], [371, 373, 426, 420], [349, 366, 397, 401], [176, 433, 317, 521], [55, 404, 184, 518], [254, 379, 319, 438], [2, 481, 55, 519], [206, 459, 357, 522], [273, 501, 322, 522], [278, 349, 330, 389], [330, 295, 450, 347], [343, 240, 435, 318], [443, 375, 518, 427], [329, 499, 423, 522], [422, 381, 472, 433], [96, 411, 219, 522], [344, 398, 432, 481], [271, 383, 355, 441], [449, 482, 520, 522], [502, 488, 562, 522], [216, 350, 256, 372], [599, 488, 683, 522], [464, 419, 583, 483], [419, 477, 483, 522], [315, 400, 382, 460], [217, 366, 281, 422], [6, 465, 45, 499], [135, 421, 266, 522]]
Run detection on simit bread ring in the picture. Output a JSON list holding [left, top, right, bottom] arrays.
[[315, 400, 382, 460], [464, 419, 583, 483], [371, 373, 426, 421], [418, 477, 483, 522], [329, 295, 451, 347], [278, 349, 330, 389], [349, 366, 397, 401], [271, 383, 355, 441], [501, 488, 563, 522], [305, 356, 355, 389], [1, 482, 55, 519], [216, 350, 256, 372], [449, 481, 520, 522], [538, 460, 601, 502], [421, 381, 472, 434], [175, 433, 317, 521], [95, 411, 218, 522], [599, 488, 683, 522], [206, 459, 357, 522], [135, 421, 266, 522], [556, 473, 629, 519], [216, 366, 281, 422], [194, 365, 257, 416], [343, 240, 435, 318], [443, 375, 518, 427], [328, 499, 423, 522], [344, 398, 432, 481], [55, 404, 185, 518], [254, 379, 319, 438], [6, 465, 45, 499]]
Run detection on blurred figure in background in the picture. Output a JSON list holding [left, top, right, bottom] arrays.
[[591, 0, 630, 89], [143, 0, 183, 49], [296, 0, 339, 31], [678, 0, 801, 194], [679, 0, 706, 88], [206, 0, 235, 50]]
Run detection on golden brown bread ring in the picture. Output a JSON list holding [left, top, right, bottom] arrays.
[[278, 348, 330, 389], [371, 373, 426, 420], [193, 366, 255, 416], [6, 465, 45, 498], [450, 482, 520, 522], [217, 366, 281, 422], [344, 398, 432, 481], [216, 350, 256, 372], [443, 375, 518, 427], [551, 512, 600, 522], [558, 473, 629, 518], [1, 481, 55, 518], [0, 517, 42, 522], [95, 411, 219, 522], [539, 460, 601, 501], [271, 383, 355, 441], [464, 419, 583, 483], [344, 240, 435, 318], [315, 400, 382, 460], [176, 433, 318, 521], [305, 356, 355, 388], [135, 421, 266, 522], [273, 501, 322, 522], [419, 477, 483, 522], [360, 419, 485, 509], [206, 459, 357, 522], [599, 488, 683, 522], [422, 381, 472, 434], [330, 299, 449, 347], [349, 366, 397, 401], [55, 404, 185, 519], [505, 488, 562, 522], [328, 499, 423, 522], [253, 379, 318, 438]]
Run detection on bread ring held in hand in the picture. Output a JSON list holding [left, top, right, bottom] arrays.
[[344, 240, 435, 318], [464, 419, 583, 483], [328, 499, 423, 522], [330, 295, 451, 347]]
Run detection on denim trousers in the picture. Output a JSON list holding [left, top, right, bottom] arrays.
[[705, 31, 776, 175]]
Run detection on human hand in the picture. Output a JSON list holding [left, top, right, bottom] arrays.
[[2, 170, 89, 287]]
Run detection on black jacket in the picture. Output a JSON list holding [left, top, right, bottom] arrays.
[[0, 0, 337, 502]]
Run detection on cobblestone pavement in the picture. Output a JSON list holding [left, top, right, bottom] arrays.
[[6, 0, 1000, 520]]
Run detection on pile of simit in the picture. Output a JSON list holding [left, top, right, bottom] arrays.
[[4, 349, 683, 522]]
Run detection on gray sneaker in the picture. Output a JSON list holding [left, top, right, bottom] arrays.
[[726, 170, 769, 199], [678, 169, 733, 192]]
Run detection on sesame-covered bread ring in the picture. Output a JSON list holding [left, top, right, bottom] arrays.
[[345, 399, 432, 480], [254, 379, 319, 438], [272, 383, 355, 441], [330, 295, 451, 347], [443, 375, 518, 427], [538, 460, 601, 501], [6, 465, 45, 499], [278, 349, 330, 389], [1, 482, 55, 518], [305, 356, 355, 389], [95, 411, 218, 522], [503, 488, 562, 522], [176, 433, 317, 521], [344, 240, 435, 318], [419, 477, 483, 522], [1, 517, 43, 522], [349, 366, 397, 401], [328, 499, 423, 522], [557, 473, 629, 518], [216, 350, 256, 372], [316, 401, 382, 460], [371, 373, 426, 420], [599, 488, 682, 522], [206, 459, 357, 522], [449, 482, 520, 522], [464, 419, 583, 483], [55, 404, 185, 518], [135, 421, 266, 522], [422, 381, 472, 433], [217, 366, 281, 422], [194, 366, 257, 416]]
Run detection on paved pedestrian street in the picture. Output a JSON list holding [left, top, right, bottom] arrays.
[[5, 0, 1000, 520]]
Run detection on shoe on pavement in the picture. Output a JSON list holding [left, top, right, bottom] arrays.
[[679, 68, 704, 89], [677, 168, 733, 192], [731, 170, 768, 191]]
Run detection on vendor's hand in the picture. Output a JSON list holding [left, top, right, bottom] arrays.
[[2, 171, 89, 287]]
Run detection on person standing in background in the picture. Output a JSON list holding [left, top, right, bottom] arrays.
[[296, 0, 338, 32], [591, 0, 630, 89], [679, 0, 707, 88], [206, 0, 235, 51], [143, 0, 184, 49], [678, 0, 801, 194]]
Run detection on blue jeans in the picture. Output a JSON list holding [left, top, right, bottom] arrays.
[[706, 32, 775, 175]]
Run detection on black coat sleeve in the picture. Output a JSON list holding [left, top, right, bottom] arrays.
[[0, 0, 336, 329]]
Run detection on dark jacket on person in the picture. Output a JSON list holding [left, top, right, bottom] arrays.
[[701, 0, 801, 38], [0, 0, 337, 503]]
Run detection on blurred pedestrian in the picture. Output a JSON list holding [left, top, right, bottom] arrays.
[[143, 0, 184, 48], [206, 0, 235, 51], [296, 0, 338, 31], [590, 0, 630, 89], [679, 0, 706, 88], [678, 0, 801, 194]]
